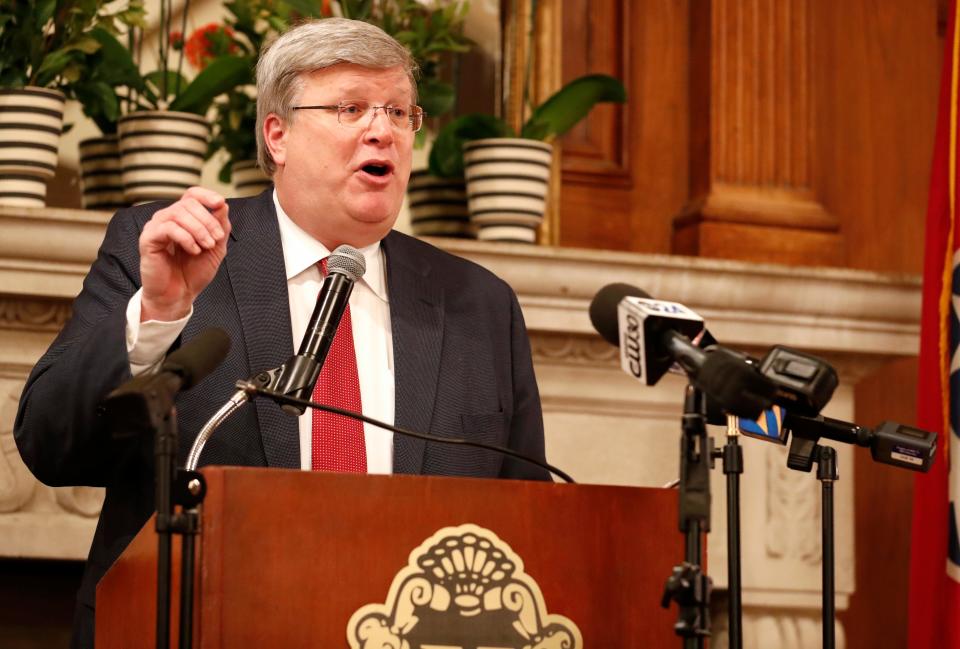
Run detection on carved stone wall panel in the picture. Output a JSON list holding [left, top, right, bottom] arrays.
[[0, 337, 102, 560]]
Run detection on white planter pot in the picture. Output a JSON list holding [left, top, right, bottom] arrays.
[[118, 110, 209, 204], [0, 87, 65, 207], [407, 170, 472, 238], [79, 135, 126, 210], [462, 138, 553, 243], [231, 159, 271, 197]]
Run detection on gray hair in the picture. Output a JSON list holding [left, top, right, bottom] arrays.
[[255, 18, 418, 175]]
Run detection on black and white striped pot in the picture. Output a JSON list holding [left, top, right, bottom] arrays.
[[407, 170, 472, 238], [79, 134, 127, 210], [0, 87, 65, 207], [462, 138, 553, 243], [231, 159, 271, 197], [118, 110, 209, 204]]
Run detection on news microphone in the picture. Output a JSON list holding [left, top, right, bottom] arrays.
[[784, 412, 937, 473], [258, 245, 366, 416], [589, 283, 776, 418]]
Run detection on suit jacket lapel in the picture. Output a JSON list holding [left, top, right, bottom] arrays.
[[384, 232, 444, 474], [225, 190, 300, 468]]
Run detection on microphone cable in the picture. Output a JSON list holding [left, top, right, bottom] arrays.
[[235, 380, 576, 484]]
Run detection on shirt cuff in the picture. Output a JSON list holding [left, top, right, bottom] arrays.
[[126, 289, 193, 376]]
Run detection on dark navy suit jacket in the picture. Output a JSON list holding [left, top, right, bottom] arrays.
[[14, 190, 548, 645]]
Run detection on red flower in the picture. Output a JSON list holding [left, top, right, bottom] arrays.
[[169, 31, 183, 49], [321, 0, 332, 16], [183, 23, 238, 70]]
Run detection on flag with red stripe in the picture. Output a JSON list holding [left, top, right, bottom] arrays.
[[909, 1, 960, 646]]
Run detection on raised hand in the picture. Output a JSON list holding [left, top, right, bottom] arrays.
[[138, 187, 231, 322]]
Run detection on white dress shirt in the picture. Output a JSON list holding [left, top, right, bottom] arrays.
[[125, 191, 395, 473]]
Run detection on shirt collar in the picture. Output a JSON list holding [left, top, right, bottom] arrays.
[[273, 190, 387, 302]]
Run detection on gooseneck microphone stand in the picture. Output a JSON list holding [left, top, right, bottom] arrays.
[[661, 385, 713, 648]]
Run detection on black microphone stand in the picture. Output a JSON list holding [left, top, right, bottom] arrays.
[[661, 385, 713, 648], [151, 404, 208, 649], [718, 418, 743, 649], [786, 433, 839, 649], [816, 445, 838, 649], [105, 380, 207, 649]]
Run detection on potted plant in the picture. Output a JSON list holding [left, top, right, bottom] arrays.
[[426, 74, 626, 242], [74, 27, 146, 210], [118, 0, 252, 204], [204, 0, 474, 199], [307, 1, 475, 236], [0, 0, 143, 207], [204, 0, 315, 196]]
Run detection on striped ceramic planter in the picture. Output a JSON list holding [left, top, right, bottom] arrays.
[[118, 111, 209, 204], [0, 87, 65, 207], [407, 170, 472, 238], [462, 138, 553, 243], [79, 135, 127, 210], [232, 159, 271, 197]]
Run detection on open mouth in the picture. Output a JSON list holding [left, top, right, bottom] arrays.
[[361, 163, 392, 177]]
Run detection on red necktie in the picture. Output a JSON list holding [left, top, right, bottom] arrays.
[[311, 258, 367, 472]]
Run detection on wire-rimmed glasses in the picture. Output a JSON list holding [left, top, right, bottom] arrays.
[[291, 99, 425, 133]]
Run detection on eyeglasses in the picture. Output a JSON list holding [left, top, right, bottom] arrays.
[[291, 99, 425, 133]]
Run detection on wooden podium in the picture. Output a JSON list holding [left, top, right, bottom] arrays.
[[97, 467, 686, 647]]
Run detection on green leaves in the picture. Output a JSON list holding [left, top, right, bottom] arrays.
[[417, 79, 455, 120], [0, 0, 145, 93], [426, 74, 627, 179], [428, 114, 514, 178], [170, 55, 254, 115], [520, 74, 627, 140]]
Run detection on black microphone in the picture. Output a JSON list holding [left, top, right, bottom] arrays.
[[783, 412, 937, 473], [589, 283, 775, 418], [257, 245, 366, 415], [161, 328, 232, 390], [103, 327, 231, 436]]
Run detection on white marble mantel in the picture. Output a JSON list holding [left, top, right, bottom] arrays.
[[0, 206, 922, 648]]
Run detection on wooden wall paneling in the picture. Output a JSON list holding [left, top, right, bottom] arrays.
[[840, 357, 918, 649], [673, 0, 844, 266], [814, 0, 940, 275], [558, 0, 690, 254]]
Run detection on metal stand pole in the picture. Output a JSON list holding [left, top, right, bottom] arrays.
[[661, 385, 713, 648], [154, 412, 177, 649], [721, 419, 744, 649], [816, 445, 838, 649]]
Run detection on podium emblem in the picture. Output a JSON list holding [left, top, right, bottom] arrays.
[[347, 523, 582, 649]]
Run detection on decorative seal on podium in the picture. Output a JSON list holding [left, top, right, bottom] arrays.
[[347, 523, 582, 649]]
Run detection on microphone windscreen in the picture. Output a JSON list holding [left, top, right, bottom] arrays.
[[696, 348, 775, 419], [589, 283, 651, 345], [162, 327, 231, 390], [328, 244, 366, 281]]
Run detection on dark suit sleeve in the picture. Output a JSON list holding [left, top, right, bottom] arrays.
[[499, 288, 551, 481], [14, 208, 147, 488]]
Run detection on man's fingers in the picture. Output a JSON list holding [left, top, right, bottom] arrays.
[[179, 198, 226, 246], [142, 220, 203, 256], [181, 186, 226, 213]]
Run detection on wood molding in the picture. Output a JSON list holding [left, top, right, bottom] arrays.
[[673, 0, 843, 265], [558, 0, 630, 185]]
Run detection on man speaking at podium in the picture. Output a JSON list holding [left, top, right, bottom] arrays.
[[14, 18, 549, 648]]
